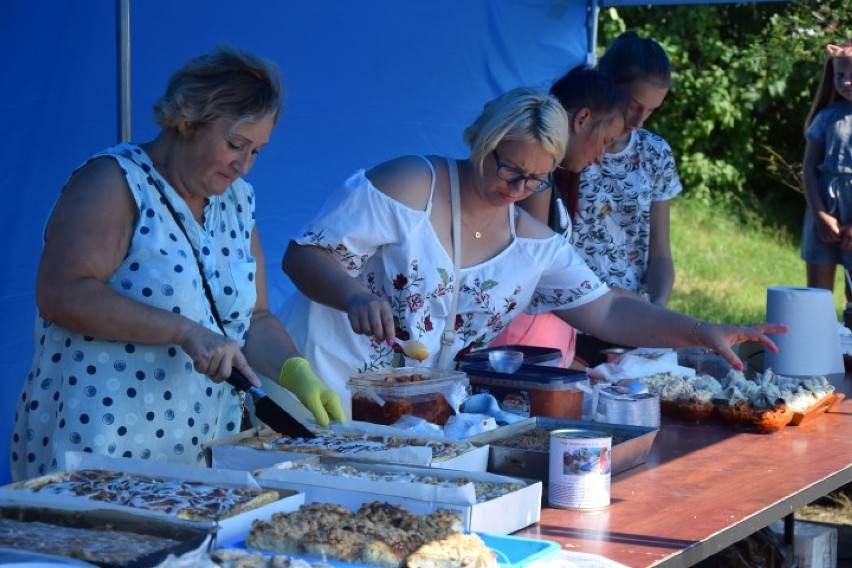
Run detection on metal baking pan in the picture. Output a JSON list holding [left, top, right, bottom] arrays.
[[465, 417, 658, 481], [0, 505, 211, 567]]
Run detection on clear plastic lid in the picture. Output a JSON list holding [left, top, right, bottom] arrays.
[[461, 362, 586, 391], [347, 367, 469, 397]]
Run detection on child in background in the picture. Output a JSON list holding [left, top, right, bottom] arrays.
[[800, 41, 852, 304], [571, 31, 682, 368]]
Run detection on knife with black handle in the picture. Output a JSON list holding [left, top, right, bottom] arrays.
[[227, 368, 316, 439]]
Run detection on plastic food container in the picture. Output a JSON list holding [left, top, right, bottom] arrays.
[[462, 345, 563, 367], [460, 362, 586, 419], [347, 367, 470, 426]]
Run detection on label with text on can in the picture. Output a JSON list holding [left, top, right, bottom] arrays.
[[548, 428, 612, 510]]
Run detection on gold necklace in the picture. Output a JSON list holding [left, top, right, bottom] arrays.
[[458, 159, 501, 239], [461, 210, 500, 239]]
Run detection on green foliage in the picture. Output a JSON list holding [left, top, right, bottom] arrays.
[[597, 0, 852, 233]]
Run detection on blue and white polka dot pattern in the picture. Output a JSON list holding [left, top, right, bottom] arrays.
[[10, 143, 257, 481]]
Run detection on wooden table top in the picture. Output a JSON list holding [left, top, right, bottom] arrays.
[[513, 372, 852, 567]]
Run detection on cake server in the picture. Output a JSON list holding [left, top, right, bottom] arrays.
[[227, 369, 316, 439]]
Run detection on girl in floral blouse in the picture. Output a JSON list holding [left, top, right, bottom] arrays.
[[571, 31, 683, 367]]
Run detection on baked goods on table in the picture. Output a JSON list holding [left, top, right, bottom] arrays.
[[638, 369, 838, 432], [352, 392, 456, 426], [271, 461, 525, 503], [0, 517, 184, 565], [238, 429, 475, 462], [244, 501, 497, 568], [406, 533, 499, 568], [8, 468, 281, 521], [347, 368, 469, 426]]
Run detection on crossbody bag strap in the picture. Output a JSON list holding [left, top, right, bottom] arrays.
[[118, 150, 229, 336], [126, 154, 254, 426], [157, 192, 228, 336], [437, 158, 462, 370]]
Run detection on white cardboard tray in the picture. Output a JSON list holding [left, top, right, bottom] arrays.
[[206, 422, 489, 473], [254, 456, 542, 535], [0, 451, 304, 545]]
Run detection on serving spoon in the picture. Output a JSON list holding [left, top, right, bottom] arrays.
[[390, 338, 430, 362]]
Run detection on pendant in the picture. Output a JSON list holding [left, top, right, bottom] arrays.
[[474, 231, 482, 239]]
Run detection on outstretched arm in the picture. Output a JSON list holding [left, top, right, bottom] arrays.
[[556, 292, 786, 370]]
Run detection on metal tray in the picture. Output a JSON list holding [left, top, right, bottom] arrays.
[[0, 505, 211, 567], [466, 417, 658, 482]]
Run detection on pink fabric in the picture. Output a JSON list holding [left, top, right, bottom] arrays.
[[489, 312, 576, 368]]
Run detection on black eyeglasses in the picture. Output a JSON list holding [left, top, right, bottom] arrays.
[[491, 149, 553, 193]]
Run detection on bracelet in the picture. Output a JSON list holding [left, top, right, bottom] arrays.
[[692, 320, 704, 347]]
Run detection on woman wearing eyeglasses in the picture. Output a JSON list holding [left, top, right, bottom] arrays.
[[280, 86, 785, 417], [489, 64, 629, 368]]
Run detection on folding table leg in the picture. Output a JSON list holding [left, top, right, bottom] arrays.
[[783, 513, 796, 568]]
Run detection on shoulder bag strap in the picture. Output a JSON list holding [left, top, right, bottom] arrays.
[[437, 158, 462, 370]]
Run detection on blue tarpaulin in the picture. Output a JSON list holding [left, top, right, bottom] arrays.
[[0, 0, 590, 482]]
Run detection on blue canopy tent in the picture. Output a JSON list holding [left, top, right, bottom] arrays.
[[0, 0, 590, 483], [0, 0, 784, 482]]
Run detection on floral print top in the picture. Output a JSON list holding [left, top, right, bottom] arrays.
[[572, 129, 682, 297], [280, 157, 607, 413]]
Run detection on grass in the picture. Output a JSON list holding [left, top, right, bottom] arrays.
[[668, 198, 848, 323], [668, 197, 852, 526]]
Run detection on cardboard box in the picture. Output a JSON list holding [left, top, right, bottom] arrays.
[[206, 423, 490, 473], [0, 504, 212, 566], [0, 451, 304, 545], [254, 456, 542, 535], [769, 520, 838, 568]]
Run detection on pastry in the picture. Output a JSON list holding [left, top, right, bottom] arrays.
[[246, 501, 466, 568], [12, 468, 280, 521], [0, 517, 183, 565], [238, 430, 473, 462], [752, 403, 794, 433], [406, 533, 497, 568]]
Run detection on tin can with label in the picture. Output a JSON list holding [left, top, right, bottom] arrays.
[[548, 428, 612, 510]]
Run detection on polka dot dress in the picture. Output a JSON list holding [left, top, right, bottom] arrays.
[[10, 144, 257, 481]]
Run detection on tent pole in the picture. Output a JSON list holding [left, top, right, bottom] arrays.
[[586, 0, 600, 66], [117, 0, 132, 142]]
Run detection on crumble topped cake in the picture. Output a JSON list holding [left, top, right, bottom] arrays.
[[11, 468, 280, 521], [246, 501, 496, 568], [406, 533, 499, 568]]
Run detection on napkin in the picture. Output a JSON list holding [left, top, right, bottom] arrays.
[[587, 348, 696, 383]]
